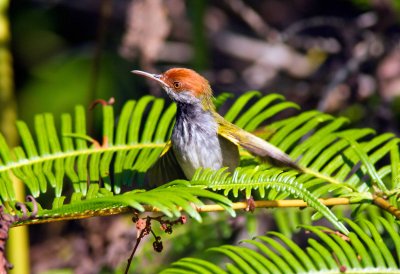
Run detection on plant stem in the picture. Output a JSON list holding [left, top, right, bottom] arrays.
[[195, 198, 351, 212], [0, 0, 30, 272], [13, 197, 353, 226], [124, 228, 146, 274], [16, 197, 400, 226], [373, 195, 400, 219]]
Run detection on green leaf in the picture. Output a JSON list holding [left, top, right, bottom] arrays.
[[345, 137, 388, 191]]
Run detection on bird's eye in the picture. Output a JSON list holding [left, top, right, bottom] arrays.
[[173, 81, 181, 88]]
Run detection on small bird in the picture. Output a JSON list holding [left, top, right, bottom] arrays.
[[133, 68, 299, 186]]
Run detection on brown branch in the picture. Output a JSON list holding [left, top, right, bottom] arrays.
[[124, 216, 151, 274], [190, 198, 351, 212], [12, 198, 354, 227], [89, 97, 115, 110], [373, 195, 400, 219], [124, 228, 146, 274], [12, 196, 400, 223], [124, 215, 184, 273]]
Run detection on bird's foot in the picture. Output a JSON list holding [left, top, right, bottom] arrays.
[[245, 196, 256, 212]]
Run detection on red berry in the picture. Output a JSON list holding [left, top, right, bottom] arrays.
[[180, 216, 187, 224], [136, 219, 146, 230]]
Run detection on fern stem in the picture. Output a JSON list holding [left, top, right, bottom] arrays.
[[373, 195, 400, 219], [62, 133, 101, 147], [12, 206, 133, 226], [302, 167, 357, 191], [0, 143, 165, 173]]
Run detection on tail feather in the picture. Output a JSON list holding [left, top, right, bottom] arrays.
[[237, 130, 300, 170]]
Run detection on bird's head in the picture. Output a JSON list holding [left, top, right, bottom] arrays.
[[132, 68, 214, 109]]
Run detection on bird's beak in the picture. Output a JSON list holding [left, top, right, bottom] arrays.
[[131, 70, 167, 87]]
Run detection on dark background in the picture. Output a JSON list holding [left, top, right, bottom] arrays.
[[5, 0, 400, 273]]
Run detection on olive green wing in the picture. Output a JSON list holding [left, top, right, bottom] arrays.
[[215, 113, 300, 170], [218, 134, 240, 172], [146, 141, 187, 187]]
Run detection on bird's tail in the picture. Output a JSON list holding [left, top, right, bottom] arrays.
[[237, 129, 301, 170]]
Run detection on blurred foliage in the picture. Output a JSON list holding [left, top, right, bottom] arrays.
[[19, 52, 113, 124], [0, 0, 16, 144], [11, 3, 143, 129], [188, 0, 209, 70]]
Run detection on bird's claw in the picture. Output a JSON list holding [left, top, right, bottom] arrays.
[[245, 196, 256, 212]]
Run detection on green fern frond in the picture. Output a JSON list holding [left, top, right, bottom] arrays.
[[1, 92, 399, 229], [0, 93, 307, 227], [161, 218, 400, 273], [391, 143, 400, 189], [213, 92, 234, 110], [345, 137, 391, 191], [0, 96, 175, 203], [0, 93, 298, 203], [223, 91, 299, 129], [269, 124, 398, 235], [191, 167, 349, 234], [258, 106, 399, 201], [15, 182, 234, 225]]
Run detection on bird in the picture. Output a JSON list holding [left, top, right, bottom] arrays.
[[132, 68, 300, 186]]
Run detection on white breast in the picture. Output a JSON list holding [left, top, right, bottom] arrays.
[[171, 104, 223, 179]]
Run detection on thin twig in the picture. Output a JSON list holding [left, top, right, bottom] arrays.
[[193, 198, 351, 212], [124, 228, 146, 274], [125, 215, 181, 272], [13, 198, 354, 226], [89, 97, 115, 110], [13, 196, 400, 224]]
